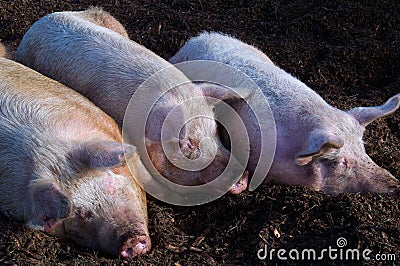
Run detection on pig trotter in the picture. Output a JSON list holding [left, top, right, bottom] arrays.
[[229, 170, 249, 194]]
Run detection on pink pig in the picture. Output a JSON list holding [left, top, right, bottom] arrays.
[[0, 55, 150, 258], [170, 32, 400, 195], [15, 8, 249, 194]]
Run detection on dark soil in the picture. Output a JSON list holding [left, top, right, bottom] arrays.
[[0, 1, 399, 265]]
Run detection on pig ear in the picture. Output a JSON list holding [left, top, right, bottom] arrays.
[[199, 83, 253, 105], [72, 141, 137, 168], [295, 130, 344, 165], [347, 94, 400, 127]]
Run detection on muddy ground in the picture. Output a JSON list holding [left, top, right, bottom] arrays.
[[0, 1, 399, 265]]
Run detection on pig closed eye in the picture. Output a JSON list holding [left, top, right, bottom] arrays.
[[320, 158, 347, 171]]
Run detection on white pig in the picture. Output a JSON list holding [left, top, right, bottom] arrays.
[[170, 32, 400, 194], [0, 56, 150, 257], [15, 9, 249, 194]]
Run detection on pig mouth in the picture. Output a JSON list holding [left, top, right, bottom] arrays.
[[45, 217, 67, 236], [43, 215, 58, 233]]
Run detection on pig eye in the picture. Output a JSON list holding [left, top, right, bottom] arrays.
[[338, 158, 348, 169], [82, 210, 93, 220]]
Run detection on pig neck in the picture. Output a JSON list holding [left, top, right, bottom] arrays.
[[26, 123, 83, 188], [240, 61, 335, 131]]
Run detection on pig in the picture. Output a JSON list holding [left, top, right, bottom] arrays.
[[15, 9, 249, 194], [0, 56, 150, 257], [0, 43, 12, 59], [169, 32, 400, 195]]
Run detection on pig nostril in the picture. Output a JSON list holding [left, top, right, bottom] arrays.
[[135, 242, 147, 253], [120, 247, 134, 258], [120, 237, 149, 258]]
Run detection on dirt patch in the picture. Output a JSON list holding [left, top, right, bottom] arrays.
[[0, 1, 399, 265]]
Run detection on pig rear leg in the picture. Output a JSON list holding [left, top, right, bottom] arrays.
[[27, 180, 71, 232]]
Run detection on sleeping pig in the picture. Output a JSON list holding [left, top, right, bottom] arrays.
[[170, 32, 400, 195], [0, 55, 150, 258], [15, 8, 249, 194]]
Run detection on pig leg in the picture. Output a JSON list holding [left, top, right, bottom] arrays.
[[28, 180, 71, 231]]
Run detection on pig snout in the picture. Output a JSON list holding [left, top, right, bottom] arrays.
[[119, 234, 151, 258], [359, 168, 399, 196], [101, 216, 150, 258], [319, 156, 400, 196]]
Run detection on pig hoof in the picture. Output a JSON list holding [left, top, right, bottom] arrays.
[[120, 236, 150, 258], [42, 216, 57, 233], [229, 171, 249, 194]]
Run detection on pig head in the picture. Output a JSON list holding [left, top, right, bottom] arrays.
[[48, 142, 150, 258], [290, 95, 400, 194], [142, 84, 250, 191], [50, 169, 149, 258], [170, 32, 400, 195]]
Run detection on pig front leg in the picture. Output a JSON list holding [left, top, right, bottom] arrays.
[[27, 180, 71, 232]]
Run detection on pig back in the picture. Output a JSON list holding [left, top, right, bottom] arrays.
[[15, 11, 173, 125], [170, 32, 333, 121], [0, 57, 121, 142]]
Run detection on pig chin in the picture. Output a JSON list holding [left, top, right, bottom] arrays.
[[46, 218, 66, 237]]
